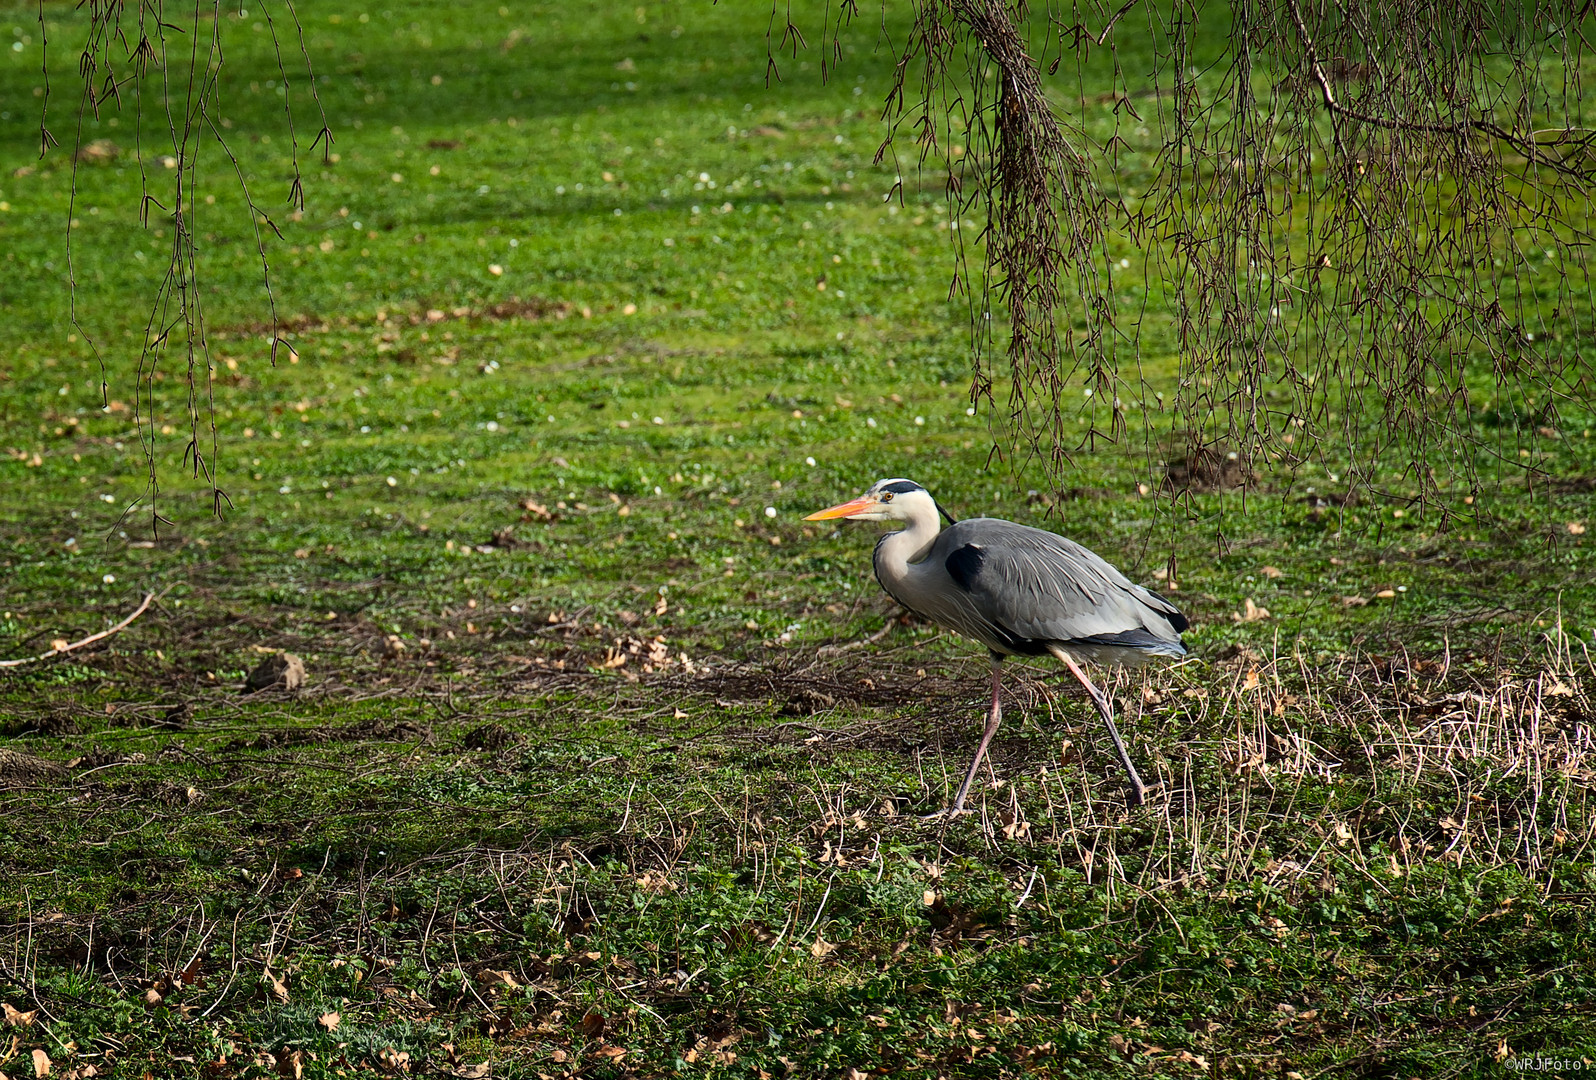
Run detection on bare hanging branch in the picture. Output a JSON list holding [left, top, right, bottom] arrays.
[[790, 0, 1596, 513], [38, 0, 1596, 523], [47, 0, 328, 531]]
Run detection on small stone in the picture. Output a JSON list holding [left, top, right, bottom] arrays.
[[246, 653, 306, 693]]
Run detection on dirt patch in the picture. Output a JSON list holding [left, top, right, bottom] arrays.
[[1211, 643, 1263, 665], [217, 296, 573, 339], [779, 688, 838, 716], [463, 723, 522, 751], [2, 711, 84, 737], [484, 525, 540, 550], [1163, 444, 1259, 493], [225, 718, 432, 751], [657, 659, 903, 709], [478, 297, 571, 322], [342, 717, 432, 743], [71, 746, 147, 771], [105, 702, 192, 729], [216, 312, 331, 337]]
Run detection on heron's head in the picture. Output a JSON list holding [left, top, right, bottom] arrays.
[[805, 478, 944, 524]]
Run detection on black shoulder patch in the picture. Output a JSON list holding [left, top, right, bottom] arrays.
[[945, 543, 985, 592], [881, 480, 923, 495]]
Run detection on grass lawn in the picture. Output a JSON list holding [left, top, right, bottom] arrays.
[[2, 0, 1596, 1076]]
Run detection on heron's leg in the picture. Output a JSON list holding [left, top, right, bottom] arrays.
[[1053, 650, 1149, 806], [949, 657, 1004, 813]]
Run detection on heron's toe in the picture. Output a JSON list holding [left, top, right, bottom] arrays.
[[1128, 780, 1163, 807]]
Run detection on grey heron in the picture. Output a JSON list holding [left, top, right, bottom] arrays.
[[806, 478, 1187, 812]]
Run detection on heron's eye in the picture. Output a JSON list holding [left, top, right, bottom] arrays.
[[880, 492, 893, 502]]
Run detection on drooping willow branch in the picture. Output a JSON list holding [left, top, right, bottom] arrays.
[[46, 0, 329, 532], [779, 0, 1596, 514]]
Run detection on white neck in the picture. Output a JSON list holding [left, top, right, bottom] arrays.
[[873, 499, 942, 591]]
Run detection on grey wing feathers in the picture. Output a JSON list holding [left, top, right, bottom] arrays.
[[934, 519, 1186, 650]]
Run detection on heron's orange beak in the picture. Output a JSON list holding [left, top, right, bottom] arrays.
[[804, 495, 877, 521]]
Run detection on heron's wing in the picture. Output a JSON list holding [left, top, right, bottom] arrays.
[[935, 519, 1187, 648]]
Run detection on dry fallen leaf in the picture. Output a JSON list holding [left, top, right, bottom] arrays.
[[580, 1009, 605, 1039], [809, 937, 838, 958], [1341, 595, 1368, 607], [1569, 521, 1587, 535], [377, 1046, 411, 1074], [1260, 565, 1282, 578], [476, 969, 519, 990], [451, 1065, 491, 1080], [318, 1011, 341, 1032], [263, 968, 289, 1004], [32, 1049, 52, 1078], [1242, 669, 1260, 692], [2, 1002, 37, 1026], [277, 1050, 305, 1080], [1232, 598, 1270, 622]]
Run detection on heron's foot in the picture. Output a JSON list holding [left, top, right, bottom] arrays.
[[1127, 780, 1161, 808]]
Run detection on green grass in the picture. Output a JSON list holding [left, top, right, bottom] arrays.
[[3, 0, 1596, 1077]]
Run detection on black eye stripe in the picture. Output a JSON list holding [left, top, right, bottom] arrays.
[[880, 480, 922, 495]]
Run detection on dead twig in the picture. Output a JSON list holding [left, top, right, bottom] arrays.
[[0, 592, 156, 668]]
